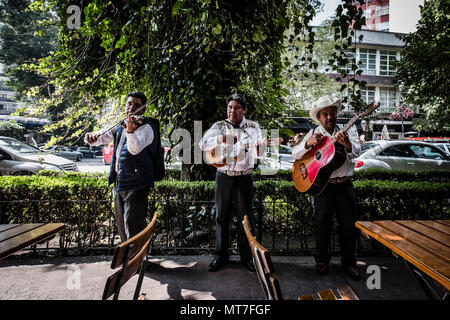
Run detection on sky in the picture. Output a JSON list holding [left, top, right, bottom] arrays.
[[311, 0, 339, 26]]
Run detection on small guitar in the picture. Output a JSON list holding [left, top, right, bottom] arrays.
[[205, 138, 281, 168], [292, 101, 380, 195]]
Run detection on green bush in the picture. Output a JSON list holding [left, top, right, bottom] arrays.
[[0, 120, 26, 140], [35, 168, 450, 183], [1, 175, 448, 252]]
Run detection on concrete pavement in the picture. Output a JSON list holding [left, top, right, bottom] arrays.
[[0, 254, 429, 300]]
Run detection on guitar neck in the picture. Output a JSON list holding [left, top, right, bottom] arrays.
[[329, 114, 359, 144], [340, 115, 360, 134]]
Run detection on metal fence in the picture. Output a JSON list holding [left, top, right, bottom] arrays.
[[1, 195, 449, 257]]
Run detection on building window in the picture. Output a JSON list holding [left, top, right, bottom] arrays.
[[346, 49, 357, 72], [379, 87, 397, 113], [0, 104, 3, 110], [380, 50, 397, 76], [359, 49, 377, 75], [377, 22, 389, 31], [361, 86, 376, 104], [379, 5, 389, 16]]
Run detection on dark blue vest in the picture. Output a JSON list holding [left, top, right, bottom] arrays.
[[108, 118, 155, 192]]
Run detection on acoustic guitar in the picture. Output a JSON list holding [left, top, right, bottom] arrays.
[[205, 138, 280, 168], [292, 101, 380, 195]]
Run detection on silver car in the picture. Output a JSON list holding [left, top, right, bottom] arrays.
[[355, 140, 450, 171], [259, 144, 295, 174], [0, 136, 79, 175], [434, 143, 450, 155], [45, 145, 83, 161]]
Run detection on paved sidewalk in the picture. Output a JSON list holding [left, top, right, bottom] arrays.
[[0, 255, 428, 300]]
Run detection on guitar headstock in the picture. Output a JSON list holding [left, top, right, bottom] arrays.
[[358, 101, 380, 118]]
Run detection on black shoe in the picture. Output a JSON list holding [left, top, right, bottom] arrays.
[[208, 256, 229, 272], [316, 262, 329, 275], [242, 260, 256, 272], [344, 264, 361, 281]]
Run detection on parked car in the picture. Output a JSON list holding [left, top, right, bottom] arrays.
[[102, 143, 113, 165], [91, 146, 104, 157], [0, 136, 79, 175], [45, 145, 83, 162], [434, 143, 450, 155], [76, 146, 96, 159], [259, 144, 295, 174], [355, 140, 450, 171]]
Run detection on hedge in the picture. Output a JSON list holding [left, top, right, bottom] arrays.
[[36, 168, 450, 183], [1, 174, 448, 252]]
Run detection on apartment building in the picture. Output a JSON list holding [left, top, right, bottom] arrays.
[[0, 64, 20, 115], [329, 29, 416, 140]]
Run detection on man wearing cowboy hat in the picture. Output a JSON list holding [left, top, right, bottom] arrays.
[[292, 95, 361, 280]]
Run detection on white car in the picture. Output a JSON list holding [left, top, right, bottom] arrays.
[[0, 136, 79, 175], [355, 140, 450, 171], [259, 144, 294, 174]]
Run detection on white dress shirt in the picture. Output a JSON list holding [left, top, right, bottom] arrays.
[[198, 117, 264, 172], [84, 123, 154, 173], [292, 124, 361, 178]]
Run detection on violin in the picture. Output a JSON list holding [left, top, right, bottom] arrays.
[[91, 95, 158, 138], [120, 114, 145, 127]]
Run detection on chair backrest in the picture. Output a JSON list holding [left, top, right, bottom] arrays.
[[102, 212, 157, 300], [242, 215, 283, 300]]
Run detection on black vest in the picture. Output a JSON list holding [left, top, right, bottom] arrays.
[[108, 118, 155, 191]]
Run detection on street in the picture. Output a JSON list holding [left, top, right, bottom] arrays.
[[76, 157, 109, 173]]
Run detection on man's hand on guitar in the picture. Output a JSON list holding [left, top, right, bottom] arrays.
[[218, 134, 237, 145], [305, 133, 325, 149], [335, 131, 352, 152]]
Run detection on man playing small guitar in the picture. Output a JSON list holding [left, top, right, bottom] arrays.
[[198, 93, 266, 273], [292, 95, 361, 280]]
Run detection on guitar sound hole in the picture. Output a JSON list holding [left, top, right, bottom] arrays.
[[315, 151, 322, 161]]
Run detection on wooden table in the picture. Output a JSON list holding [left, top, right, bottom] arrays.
[[355, 220, 449, 300], [0, 223, 66, 260]]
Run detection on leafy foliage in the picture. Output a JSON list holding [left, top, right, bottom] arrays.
[[0, 120, 26, 140], [7, 0, 368, 176], [0, 0, 57, 99], [395, 0, 450, 132]]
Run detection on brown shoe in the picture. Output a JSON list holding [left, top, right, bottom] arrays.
[[316, 262, 329, 275], [344, 265, 361, 281]]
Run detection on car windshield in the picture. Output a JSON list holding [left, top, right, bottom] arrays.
[[360, 142, 380, 155], [0, 138, 40, 154]]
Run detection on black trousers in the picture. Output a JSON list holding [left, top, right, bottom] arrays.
[[113, 185, 150, 242], [214, 171, 253, 261], [311, 180, 357, 267]]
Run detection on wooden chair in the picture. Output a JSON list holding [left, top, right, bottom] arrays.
[[242, 215, 358, 300], [102, 213, 157, 300]]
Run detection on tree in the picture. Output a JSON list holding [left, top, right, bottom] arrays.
[[23, 0, 364, 179], [395, 0, 450, 133], [282, 20, 341, 116], [0, 120, 26, 140], [0, 0, 57, 100]]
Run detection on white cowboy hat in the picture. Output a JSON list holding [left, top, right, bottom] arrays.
[[309, 95, 342, 123]]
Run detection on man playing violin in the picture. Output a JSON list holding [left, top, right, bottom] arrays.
[[85, 92, 157, 242], [199, 93, 267, 273]]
